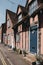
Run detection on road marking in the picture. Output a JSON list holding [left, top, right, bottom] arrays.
[[0, 49, 14, 65], [7, 58, 14, 65], [0, 52, 7, 65]]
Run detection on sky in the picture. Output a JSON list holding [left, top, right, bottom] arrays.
[[0, 0, 26, 26]]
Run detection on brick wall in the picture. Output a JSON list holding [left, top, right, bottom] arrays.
[[0, 27, 2, 43], [6, 13, 15, 48]]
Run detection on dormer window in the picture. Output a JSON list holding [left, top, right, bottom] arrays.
[[7, 19, 10, 28], [18, 14, 22, 22], [29, 0, 38, 15]]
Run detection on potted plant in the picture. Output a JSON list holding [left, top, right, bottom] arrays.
[[13, 47, 16, 51], [36, 54, 42, 65], [19, 50, 22, 54]]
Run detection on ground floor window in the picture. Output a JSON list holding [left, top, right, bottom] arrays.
[[16, 33, 20, 43], [8, 34, 11, 41]]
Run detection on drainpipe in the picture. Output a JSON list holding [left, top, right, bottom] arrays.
[[14, 30, 16, 50]]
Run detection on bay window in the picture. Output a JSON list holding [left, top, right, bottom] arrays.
[[29, 0, 38, 15]]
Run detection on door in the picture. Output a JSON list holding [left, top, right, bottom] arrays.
[[30, 26, 37, 53], [11, 36, 14, 49]]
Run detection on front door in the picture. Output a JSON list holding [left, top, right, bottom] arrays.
[[11, 36, 14, 49], [30, 26, 37, 53]]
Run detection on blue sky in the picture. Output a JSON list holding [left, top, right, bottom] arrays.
[[0, 0, 26, 26]]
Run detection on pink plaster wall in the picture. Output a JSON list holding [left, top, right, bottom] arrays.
[[18, 25, 22, 32], [17, 24, 29, 52], [40, 27, 43, 54], [20, 32, 22, 50], [16, 24, 22, 50], [4, 35, 7, 45], [18, 7, 22, 15], [6, 13, 15, 48], [30, 17, 33, 25], [40, 15, 43, 54], [22, 31, 25, 50], [34, 15, 38, 23], [26, 31, 29, 51], [30, 15, 38, 25]]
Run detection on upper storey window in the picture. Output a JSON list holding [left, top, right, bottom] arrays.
[[29, 0, 38, 15], [16, 33, 20, 43], [7, 19, 10, 28], [18, 14, 22, 22]]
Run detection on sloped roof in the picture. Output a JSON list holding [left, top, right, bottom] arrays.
[[17, 5, 28, 15], [25, 0, 28, 7], [6, 9, 17, 25]]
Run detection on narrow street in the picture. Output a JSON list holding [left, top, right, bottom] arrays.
[[0, 59, 3, 65], [0, 0, 43, 65], [0, 43, 30, 65]]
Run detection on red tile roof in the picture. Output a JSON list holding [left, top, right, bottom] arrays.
[[6, 9, 17, 25]]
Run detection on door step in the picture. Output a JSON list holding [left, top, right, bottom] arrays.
[[23, 53, 36, 65]]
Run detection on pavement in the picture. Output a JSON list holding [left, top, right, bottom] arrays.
[[0, 43, 31, 65], [0, 59, 3, 65]]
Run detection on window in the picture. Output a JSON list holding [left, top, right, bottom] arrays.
[[8, 35, 10, 40], [3, 33, 5, 36], [16, 33, 20, 42], [7, 19, 10, 28], [29, 0, 38, 15], [18, 14, 22, 22]]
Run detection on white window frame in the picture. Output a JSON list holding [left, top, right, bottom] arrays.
[[7, 19, 10, 28], [16, 33, 20, 43], [29, 0, 38, 15], [18, 14, 22, 22]]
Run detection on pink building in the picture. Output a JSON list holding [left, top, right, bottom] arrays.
[[13, 0, 43, 56], [25, 0, 43, 55], [6, 9, 17, 49], [13, 5, 29, 53]]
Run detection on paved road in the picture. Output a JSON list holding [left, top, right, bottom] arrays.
[[0, 59, 3, 65], [0, 51, 7, 65], [0, 44, 30, 65]]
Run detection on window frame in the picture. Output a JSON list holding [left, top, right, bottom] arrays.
[[16, 33, 20, 43], [7, 19, 10, 28], [29, 0, 38, 15], [18, 14, 22, 22]]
